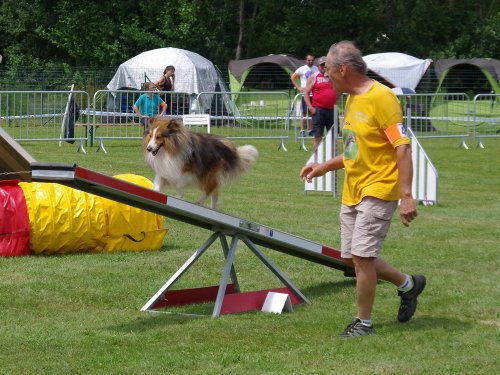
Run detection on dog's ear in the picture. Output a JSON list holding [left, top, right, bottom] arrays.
[[167, 118, 182, 130], [160, 129, 171, 138], [149, 117, 159, 129]]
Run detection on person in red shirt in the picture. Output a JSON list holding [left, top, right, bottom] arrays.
[[303, 56, 338, 151]]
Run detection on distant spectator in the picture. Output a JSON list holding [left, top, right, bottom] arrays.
[[302, 56, 338, 151], [133, 82, 167, 130], [290, 53, 319, 136], [155, 65, 175, 114]]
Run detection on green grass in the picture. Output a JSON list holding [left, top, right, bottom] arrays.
[[1, 136, 499, 374]]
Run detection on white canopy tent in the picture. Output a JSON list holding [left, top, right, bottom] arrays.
[[363, 52, 432, 91], [106, 47, 228, 113]]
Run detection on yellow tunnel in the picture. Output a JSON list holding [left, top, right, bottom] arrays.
[[20, 174, 167, 255]]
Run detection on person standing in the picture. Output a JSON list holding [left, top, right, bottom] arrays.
[[133, 82, 167, 130], [290, 53, 319, 137], [302, 56, 338, 151], [300, 41, 426, 338], [154, 65, 175, 114]]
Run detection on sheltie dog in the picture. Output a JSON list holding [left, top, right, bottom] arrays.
[[143, 117, 258, 209]]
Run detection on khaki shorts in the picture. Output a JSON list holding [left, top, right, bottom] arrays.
[[340, 197, 398, 259]]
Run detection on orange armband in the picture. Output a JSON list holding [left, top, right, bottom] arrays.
[[384, 123, 408, 144]]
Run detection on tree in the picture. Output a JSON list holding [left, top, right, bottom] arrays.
[[235, 0, 245, 60], [0, 0, 497, 70]]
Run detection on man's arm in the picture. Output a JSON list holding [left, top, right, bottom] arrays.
[[396, 143, 417, 226], [133, 105, 142, 118], [290, 72, 302, 91], [302, 75, 316, 115], [133, 95, 143, 117], [300, 154, 344, 182], [159, 102, 167, 115]]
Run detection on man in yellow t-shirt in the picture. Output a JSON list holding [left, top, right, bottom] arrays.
[[341, 80, 409, 205], [300, 41, 426, 338]]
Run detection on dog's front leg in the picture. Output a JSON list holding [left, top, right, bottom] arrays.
[[210, 194, 219, 210], [175, 189, 185, 199], [196, 193, 208, 207], [153, 175, 167, 193]]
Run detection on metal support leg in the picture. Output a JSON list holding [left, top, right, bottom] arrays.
[[212, 234, 239, 317], [77, 139, 86, 154], [219, 234, 240, 292], [141, 232, 219, 311], [240, 235, 310, 304], [459, 136, 469, 149], [299, 136, 308, 151], [477, 137, 485, 149], [96, 138, 108, 154], [278, 137, 288, 151]]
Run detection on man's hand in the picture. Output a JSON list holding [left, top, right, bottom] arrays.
[[399, 196, 417, 227], [300, 156, 344, 183], [300, 163, 322, 183]]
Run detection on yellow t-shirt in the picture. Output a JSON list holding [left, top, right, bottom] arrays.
[[341, 81, 409, 206]]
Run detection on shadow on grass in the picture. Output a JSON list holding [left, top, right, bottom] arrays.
[[300, 279, 356, 299], [108, 307, 215, 332], [108, 279, 356, 333], [376, 315, 473, 333]]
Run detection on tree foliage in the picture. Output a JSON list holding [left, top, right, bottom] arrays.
[[0, 0, 498, 69]]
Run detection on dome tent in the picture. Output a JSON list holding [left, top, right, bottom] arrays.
[[430, 58, 500, 133], [229, 52, 432, 93], [106, 47, 228, 114], [228, 54, 304, 93], [434, 58, 500, 95]]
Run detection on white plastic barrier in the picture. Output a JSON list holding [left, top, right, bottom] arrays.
[[305, 107, 438, 205]]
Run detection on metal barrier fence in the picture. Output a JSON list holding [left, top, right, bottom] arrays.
[[472, 94, 500, 148], [89, 89, 191, 152], [195, 91, 291, 149], [90, 90, 291, 151], [399, 93, 471, 147], [398, 93, 500, 148], [0, 90, 90, 152], [1, 90, 498, 153]]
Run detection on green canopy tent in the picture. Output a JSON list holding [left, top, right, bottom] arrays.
[[228, 55, 305, 120], [228, 54, 304, 94], [430, 58, 500, 133], [434, 58, 500, 95]]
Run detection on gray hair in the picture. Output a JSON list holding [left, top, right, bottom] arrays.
[[328, 41, 367, 74]]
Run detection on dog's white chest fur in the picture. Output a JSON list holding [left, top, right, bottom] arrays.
[[145, 137, 197, 193]]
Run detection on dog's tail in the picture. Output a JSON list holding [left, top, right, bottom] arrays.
[[237, 145, 259, 172], [219, 144, 258, 188]]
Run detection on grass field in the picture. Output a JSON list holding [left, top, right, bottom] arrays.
[[1, 135, 499, 374]]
